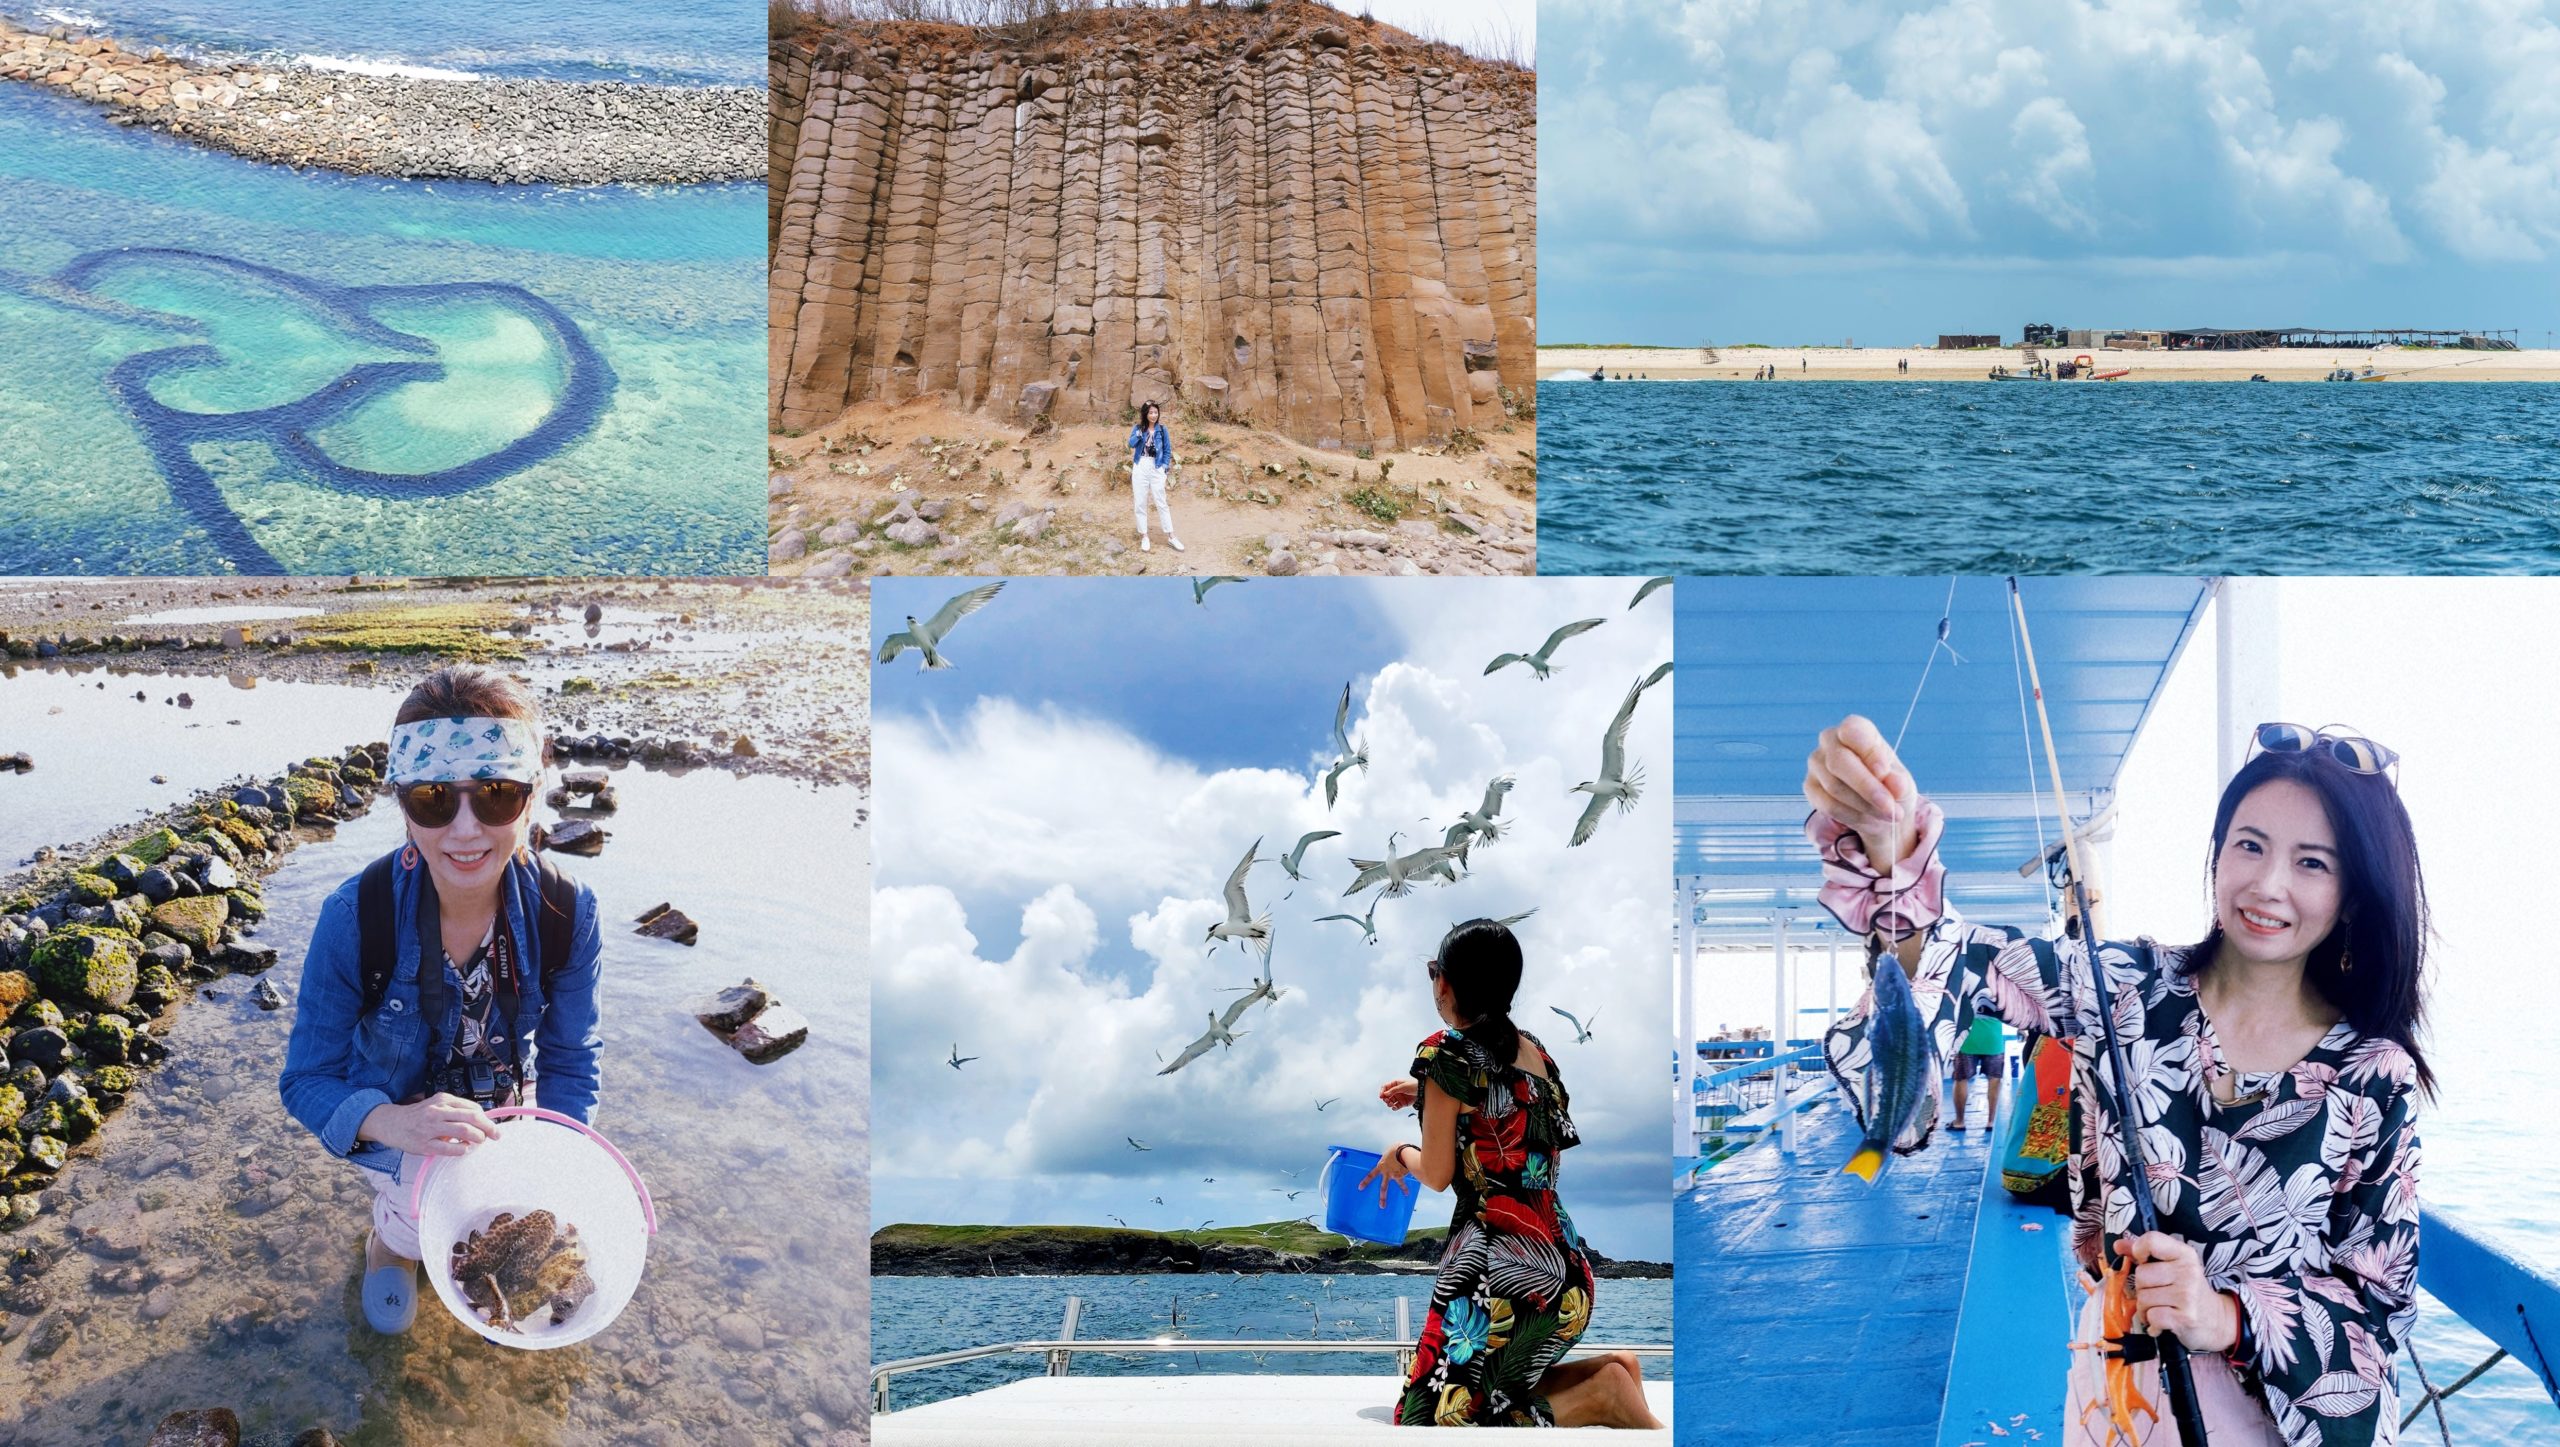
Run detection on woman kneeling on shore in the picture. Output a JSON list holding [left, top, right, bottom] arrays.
[[1364, 918, 1662, 1428], [279, 665, 602, 1334]]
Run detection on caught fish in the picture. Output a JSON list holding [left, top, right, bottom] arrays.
[[1841, 951, 1940, 1183]]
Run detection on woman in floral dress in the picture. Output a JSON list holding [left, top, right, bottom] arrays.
[[1363, 918, 1663, 1428], [1807, 715, 2431, 1446]]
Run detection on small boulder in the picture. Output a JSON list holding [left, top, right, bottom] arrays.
[[147, 898, 228, 957], [540, 820, 609, 857], [133, 867, 180, 905], [690, 979, 767, 1034], [147, 1408, 240, 1447], [633, 903, 697, 945], [728, 1003, 810, 1066], [251, 979, 283, 1011]]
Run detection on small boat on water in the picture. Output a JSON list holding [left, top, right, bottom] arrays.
[[2327, 365, 2380, 382]]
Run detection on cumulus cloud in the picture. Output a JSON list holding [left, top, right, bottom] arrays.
[[872, 579, 1675, 1257], [1543, 0, 2560, 330]]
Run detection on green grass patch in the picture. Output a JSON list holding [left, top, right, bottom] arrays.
[[1344, 485, 1405, 524], [281, 604, 527, 661]]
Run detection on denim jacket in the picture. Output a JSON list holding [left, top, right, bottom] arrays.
[[1128, 421, 1171, 467], [278, 845, 602, 1173]]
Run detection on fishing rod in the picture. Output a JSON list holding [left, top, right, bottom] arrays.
[[2007, 576, 2210, 1447]]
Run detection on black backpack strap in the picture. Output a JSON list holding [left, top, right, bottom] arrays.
[[356, 851, 399, 1014], [531, 854, 579, 984]]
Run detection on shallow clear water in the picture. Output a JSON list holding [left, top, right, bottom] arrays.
[[874, 1273, 1670, 1410], [0, 757, 869, 1444], [0, 87, 764, 576], [118, 605, 323, 625], [3, 0, 761, 86], [1536, 382, 2560, 574]]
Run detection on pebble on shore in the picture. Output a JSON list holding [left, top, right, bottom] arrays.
[[0, 18, 760, 185]]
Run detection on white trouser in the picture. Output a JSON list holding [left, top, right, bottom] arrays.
[[1131, 456, 1175, 535], [364, 1150, 428, 1260]]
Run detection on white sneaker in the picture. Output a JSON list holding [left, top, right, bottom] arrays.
[[1168, 536, 1185, 552], [1140, 535, 1151, 552]]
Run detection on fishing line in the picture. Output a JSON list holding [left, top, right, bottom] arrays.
[[1891, 576, 1967, 754], [2004, 590, 2056, 918]]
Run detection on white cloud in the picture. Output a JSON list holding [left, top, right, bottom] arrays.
[[1545, 0, 2560, 269], [871, 580, 1675, 1255]]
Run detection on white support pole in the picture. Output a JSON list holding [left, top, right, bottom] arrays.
[[1675, 878, 1696, 1170], [1771, 911, 1794, 1156], [2215, 577, 2280, 791], [1827, 935, 1840, 1029]]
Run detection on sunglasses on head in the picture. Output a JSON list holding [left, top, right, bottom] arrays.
[[2249, 723, 2399, 777], [1425, 960, 1443, 982], [396, 778, 533, 829]]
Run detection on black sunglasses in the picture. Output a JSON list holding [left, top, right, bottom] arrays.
[[1425, 960, 1443, 982], [2249, 722, 2399, 778], [396, 778, 533, 830]]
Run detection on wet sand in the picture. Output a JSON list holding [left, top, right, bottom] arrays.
[[1538, 345, 2560, 382]]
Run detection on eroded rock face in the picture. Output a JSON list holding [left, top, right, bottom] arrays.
[[768, 0, 1534, 451]]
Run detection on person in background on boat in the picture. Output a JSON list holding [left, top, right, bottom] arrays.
[[1126, 400, 1183, 553], [279, 666, 602, 1335], [1806, 716, 2428, 1445], [1948, 1008, 2004, 1131], [1360, 919, 1663, 1429]]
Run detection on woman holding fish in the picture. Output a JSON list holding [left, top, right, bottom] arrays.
[[1805, 714, 2430, 1447]]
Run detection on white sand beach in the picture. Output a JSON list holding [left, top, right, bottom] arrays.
[[1538, 346, 2560, 382]]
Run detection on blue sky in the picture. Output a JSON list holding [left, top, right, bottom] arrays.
[[1540, 0, 2560, 345], [869, 578, 1677, 1259]]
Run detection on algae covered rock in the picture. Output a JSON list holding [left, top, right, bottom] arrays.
[[67, 874, 117, 906], [223, 889, 266, 923], [0, 1136, 18, 1176], [0, 1085, 21, 1132], [124, 828, 185, 867], [60, 1097, 102, 1143], [147, 897, 228, 957], [76, 1016, 134, 1066], [1, 1194, 36, 1230], [22, 1134, 66, 1173], [20, 1100, 66, 1138], [132, 964, 179, 1010], [283, 775, 340, 819], [13, 999, 66, 1033], [86, 1065, 135, 1100], [0, 972, 32, 1015], [30, 927, 140, 1010]]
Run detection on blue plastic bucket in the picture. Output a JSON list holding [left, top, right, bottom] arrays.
[[1319, 1144, 1420, 1246]]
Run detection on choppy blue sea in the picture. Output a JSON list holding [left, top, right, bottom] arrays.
[[3, 0, 761, 85], [1536, 381, 2560, 574], [875, 1273, 1672, 1409], [0, 86, 764, 575]]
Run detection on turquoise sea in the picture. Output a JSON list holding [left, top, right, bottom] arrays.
[[2, 0, 761, 85], [1537, 381, 2560, 574], [0, 85, 764, 576]]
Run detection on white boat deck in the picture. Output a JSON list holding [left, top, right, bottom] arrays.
[[876, 1375, 1674, 1443]]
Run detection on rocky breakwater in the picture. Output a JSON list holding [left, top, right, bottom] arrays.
[[0, 744, 382, 1248], [0, 18, 760, 184], [769, 0, 1536, 449]]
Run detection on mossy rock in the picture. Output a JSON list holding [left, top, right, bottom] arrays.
[[0, 972, 32, 1015], [29, 927, 139, 1010], [561, 676, 600, 694], [283, 775, 341, 819], [75, 1016, 134, 1065], [67, 874, 117, 906], [0, 1085, 21, 1132], [132, 964, 179, 1010], [124, 828, 185, 867], [188, 828, 242, 866], [60, 1097, 101, 1143], [0, 1137, 18, 1176], [223, 890, 267, 923], [208, 818, 266, 856], [147, 897, 228, 957], [21, 1135, 64, 1173], [4, 1066, 39, 1098], [13, 998, 65, 1032], [1, 1194, 35, 1230], [94, 853, 146, 885], [87, 1066, 135, 1098], [18, 1101, 65, 1138]]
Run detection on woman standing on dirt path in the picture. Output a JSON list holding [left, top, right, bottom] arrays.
[[1128, 400, 1183, 554]]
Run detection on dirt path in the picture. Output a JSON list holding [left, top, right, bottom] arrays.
[[767, 395, 1537, 578]]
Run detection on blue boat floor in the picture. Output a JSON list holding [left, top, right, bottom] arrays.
[[1675, 1099, 2003, 1445]]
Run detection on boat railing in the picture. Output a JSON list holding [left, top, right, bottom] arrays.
[[871, 1294, 1672, 1412], [2407, 1203, 2560, 1426]]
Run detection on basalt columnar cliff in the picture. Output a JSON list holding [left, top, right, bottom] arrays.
[[768, 2, 1535, 451]]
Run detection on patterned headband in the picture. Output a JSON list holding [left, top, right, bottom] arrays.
[[387, 715, 544, 785]]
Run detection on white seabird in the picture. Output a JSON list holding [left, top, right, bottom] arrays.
[[1484, 617, 1605, 681], [876, 581, 1006, 671]]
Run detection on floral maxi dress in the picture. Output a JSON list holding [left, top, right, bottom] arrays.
[[1824, 906, 2423, 1447], [1396, 1028, 1598, 1427]]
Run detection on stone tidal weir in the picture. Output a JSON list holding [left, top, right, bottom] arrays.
[[767, 0, 1536, 452]]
